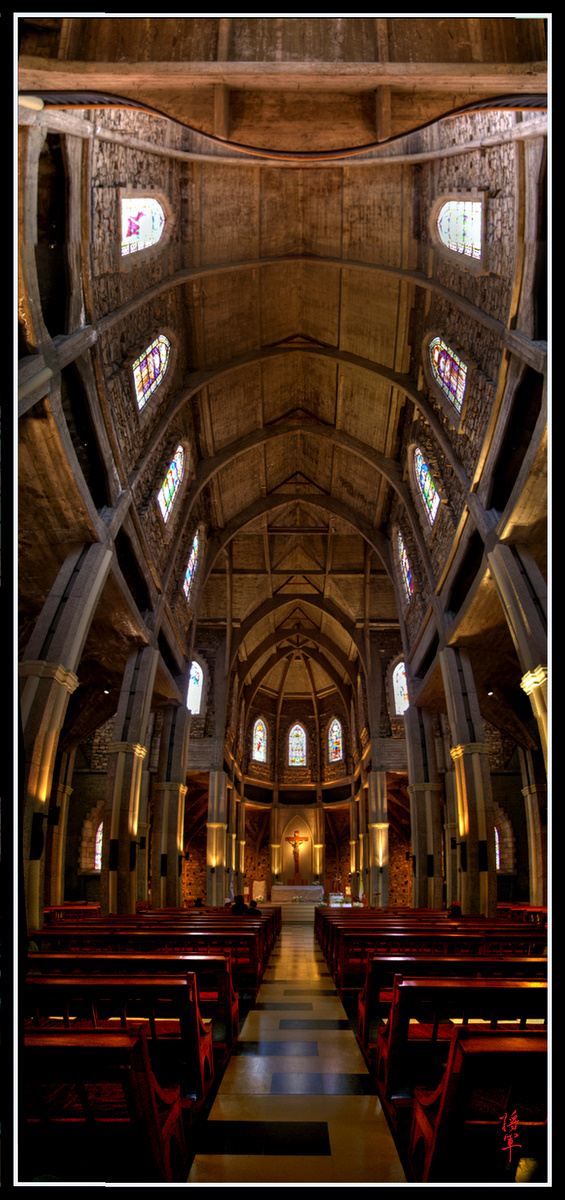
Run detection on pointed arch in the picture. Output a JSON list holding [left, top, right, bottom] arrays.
[[288, 722, 307, 766], [252, 717, 268, 763], [120, 195, 166, 257], [392, 661, 409, 715], [436, 198, 483, 260], [187, 660, 203, 713], [94, 821, 103, 871], [132, 334, 171, 410], [328, 717, 343, 763], [157, 445, 184, 524], [397, 529, 414, 604], [413, 447, 441, 527], [183, 529, 201, 602]]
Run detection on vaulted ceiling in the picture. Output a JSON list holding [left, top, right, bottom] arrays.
[[18, 16, 547, 767]]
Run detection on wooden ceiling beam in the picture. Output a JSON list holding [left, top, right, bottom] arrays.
[[19, 56, 547, 94]]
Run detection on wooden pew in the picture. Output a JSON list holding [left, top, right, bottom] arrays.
[[332, 926, 547, 996], [29, 927, 264, 996], [24, 972, 215, 1107], [21, 1025, 188, 1183], [407, 1026, 548, 1183], [357, 955, 548, 1063], [27, 951, 240, 1065], [42, 902, 101, 924], [374, 976, 547, 1138]]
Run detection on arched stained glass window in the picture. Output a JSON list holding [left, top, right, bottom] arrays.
[[157, 446, 184, 523], [288, 723, 306, 766], [121, 196, 166, 257], [328, 718, 343, 762], [94, 822, 103, 871], [414, 448, 440, 526], [187, 661, 203, 713], [437, 199, 482, 260], [495, 827, 500, 870], [397, 530, 413, 604], [253, 718, 267, 763], [183, 530, 200, 602], [429, 336, 467, 414], [393, 662, 409, 715], [132, 335, 170, 410]]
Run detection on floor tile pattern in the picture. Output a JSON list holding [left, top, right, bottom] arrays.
[[187, 921, 406, 1183]]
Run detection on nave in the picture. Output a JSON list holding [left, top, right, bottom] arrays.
[[188, 918, 406, 1184]]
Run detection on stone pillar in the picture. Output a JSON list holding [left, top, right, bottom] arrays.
[[439, 647, 497, 916], [151, 703, 191, 909], [487, 543, 548, 768], [136, 712, 154, 904], [19, 542, 113, 929], [207, 769, 229, 906], [313, 794, 325, 884], [101, 645, 159, 914], [519, 747, 547, 906], [357, 783, 368, 900], [404, 706, 444, 909], [227, 781, 238, 899], [43, 750, 76, 906], [349, 792, 359, 900], [439, 714, 459, 907], [367, 769, 389, 908]]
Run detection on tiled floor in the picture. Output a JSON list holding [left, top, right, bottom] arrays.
[[187, 921, 406, 1183]]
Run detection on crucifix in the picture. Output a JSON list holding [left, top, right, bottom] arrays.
[[286, 829, 309, 882]]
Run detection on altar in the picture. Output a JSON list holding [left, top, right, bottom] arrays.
[[271, 884, 324, 903]]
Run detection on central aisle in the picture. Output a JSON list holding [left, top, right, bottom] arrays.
[[187, 920, 406, 1183]]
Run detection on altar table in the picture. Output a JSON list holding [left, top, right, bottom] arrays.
[[271, 884, 324, 903]]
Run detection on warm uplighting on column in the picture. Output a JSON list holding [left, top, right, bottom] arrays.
[[450, 745, 470, 837], [375, 823, 388, 868]]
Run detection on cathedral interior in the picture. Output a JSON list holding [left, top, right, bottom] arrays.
[[17, 15, 549, 1186]]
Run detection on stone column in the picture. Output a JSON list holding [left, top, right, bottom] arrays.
[[227, 781, 238, 899], [349, 791, 359, 900], [404, 705, 444, 909], [136, 712, 154, 904], [19, 542, 113, 930], [367, 769, 389, 908], [43, 750, 76, 906], [152, 702, 191, 908], [439, 647, 497, 916], [270, 788, 281, 886], [207, 769, 229, 906], [101, 645, 159, 914], [439, 714, 459, 907], [519, 747, 547, 906], [313, 793, 325, 885], [487, 543, 548, 768], [357, 782, 368, 900]]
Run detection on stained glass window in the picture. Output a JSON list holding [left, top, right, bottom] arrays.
[[183, 530, 200, 602], [495, 827, 500, 870], [429, 336, 467, 414], [157, 446, 184, 523], [121, 196, 166, 257], [328, 718, 343, 762], [397, 530, 413, 603], [187, 661, 203, 713], [288, 723, 306, 766], [393, 662, 409, 715], [414, 447, 440, 525], [132, 335, 170, 410], [437, 200, 482, 260], [94, 822, 103, 871], [253, 718, 267, 763]]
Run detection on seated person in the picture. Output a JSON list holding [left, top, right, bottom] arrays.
[[231, 894, 249, 914], [249, 899, 262, 916]]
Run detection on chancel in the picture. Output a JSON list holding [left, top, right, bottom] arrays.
[[17, 14, 548, 1188]]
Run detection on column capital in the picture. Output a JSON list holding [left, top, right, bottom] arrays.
[[520, 664, 547, 695], [368, 822, 389, 830], [450, 742, 488, 762], [153, 782, 188, 797], [19, 659, 79, 694], [108, 741, 147, 759]]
